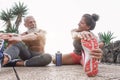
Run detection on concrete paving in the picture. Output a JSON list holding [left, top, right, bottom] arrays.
[[0, 63, 120, 80], [0, 67, 16, 80]]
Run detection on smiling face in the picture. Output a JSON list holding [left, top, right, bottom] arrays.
[[77, 17, 90, 32], [24, 16, 37, 29]]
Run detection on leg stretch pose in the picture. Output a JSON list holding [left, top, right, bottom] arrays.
[[53, 13, 103, 77]]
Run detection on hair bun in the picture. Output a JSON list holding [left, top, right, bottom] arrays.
[[92, 14, 99, 22]]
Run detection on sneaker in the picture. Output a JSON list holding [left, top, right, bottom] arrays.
[[0, 39, 4, 70], [3, 59, 22, 67], [81, 38, 99, 77], [0, 39, 4, 53]]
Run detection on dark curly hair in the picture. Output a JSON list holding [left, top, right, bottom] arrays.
[[82, 13, 99, 30]]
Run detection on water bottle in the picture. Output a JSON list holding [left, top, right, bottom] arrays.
[[56, 51, 62, 66]]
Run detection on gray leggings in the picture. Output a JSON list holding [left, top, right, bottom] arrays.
[[4, 42, 52, 67]]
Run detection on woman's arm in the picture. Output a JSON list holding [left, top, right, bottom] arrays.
[[71, 29, 95, 40]]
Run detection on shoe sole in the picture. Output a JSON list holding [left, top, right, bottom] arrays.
[[81, 38, 99, 77]]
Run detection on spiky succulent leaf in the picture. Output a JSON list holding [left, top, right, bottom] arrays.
[[98, 31, 115, 45]]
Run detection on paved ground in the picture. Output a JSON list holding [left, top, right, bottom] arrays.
[[0, 63, 120, 80]]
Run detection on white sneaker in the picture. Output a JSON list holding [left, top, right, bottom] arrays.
[[0, 39, 4, 71]]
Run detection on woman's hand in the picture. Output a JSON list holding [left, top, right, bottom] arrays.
[[90, 48, 103, 60], [78, 31, 96, 40], [71, 30, 96, 40]]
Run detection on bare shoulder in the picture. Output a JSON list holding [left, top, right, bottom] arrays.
[[38, 29, 47, 34], [35, 29, 47, 39]]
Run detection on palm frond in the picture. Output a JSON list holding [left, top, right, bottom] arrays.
[[12, 2, 28, 16], [0, 9, 14, 22], [12, 1, 28, 29]]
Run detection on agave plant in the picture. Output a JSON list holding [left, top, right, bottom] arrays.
[[5, 24, 18, 33], [12, 1, 28, 32], [0, 9, 15, 32], [0, 1, 28, 34], [0, 1, 28, 48], [98, 31, 115, 45]]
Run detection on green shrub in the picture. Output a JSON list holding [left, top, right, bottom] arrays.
[[98, 31, 115, 45]]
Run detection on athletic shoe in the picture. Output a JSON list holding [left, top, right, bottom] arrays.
[[81, 38, 99, 77], [0, 39, 4, 53], [0, 39, 4, 70], [3, 59, 22, 67]]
